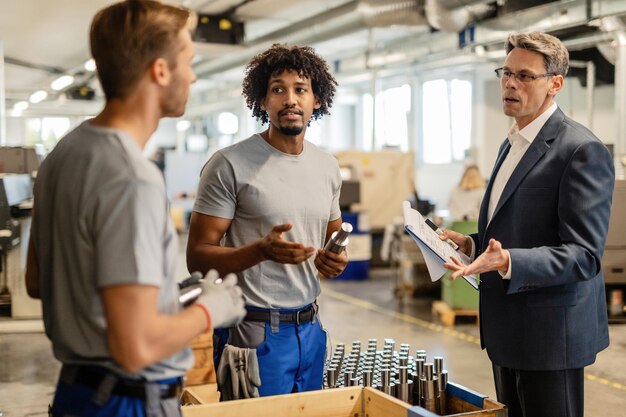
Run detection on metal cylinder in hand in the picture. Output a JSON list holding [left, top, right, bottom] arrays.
[[324, 222, 353, 253], [178, 271, 204, 306]]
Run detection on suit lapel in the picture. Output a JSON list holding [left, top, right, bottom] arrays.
[[479, 140, 510, 240], [486, 109, 564, 237]]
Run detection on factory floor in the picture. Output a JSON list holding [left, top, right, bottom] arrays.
[[1, 236, 625, 417]]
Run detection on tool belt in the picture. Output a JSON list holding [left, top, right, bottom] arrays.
[[60, 365, 182, 400], [244, 304, 316, 325]]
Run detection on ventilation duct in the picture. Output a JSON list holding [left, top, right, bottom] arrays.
[[357, 0, 427, 27], [595, 16, 626, 65], [424, 0, 494, 33], [194, 0, 429, 78], [498, 0, 559, 15], [569, 48, 615, 86]]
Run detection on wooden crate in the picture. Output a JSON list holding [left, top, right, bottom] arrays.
[[181, 386, 407, 417], [409, 382, 507, 416], [432, 301, 479, 327], [184, 331, 216, 386], [181, 383, 507, 417], [180, 383, 219, 406]]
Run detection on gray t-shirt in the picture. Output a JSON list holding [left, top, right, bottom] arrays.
[[193, 134, 341, 308], [32, 121, 193, 380]]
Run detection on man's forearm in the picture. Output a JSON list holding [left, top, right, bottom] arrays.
[[187, 240, 265, 276], [103, 286, 209, 373]]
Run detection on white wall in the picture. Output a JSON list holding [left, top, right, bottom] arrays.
[[144, 118, 178, 157], [5, 117, 26, 145], [415, 162, 465, 212], [559, 77, 616, 145], [324, 103, 356, 151], [475, 78, 514, 178]]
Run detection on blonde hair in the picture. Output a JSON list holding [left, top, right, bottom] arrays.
[[505, 32, 569, 76], [459, 165, 485, 190]]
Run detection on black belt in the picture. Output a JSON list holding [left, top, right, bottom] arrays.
[[245, 305, 315, 325], [62, 366, 181, 400]]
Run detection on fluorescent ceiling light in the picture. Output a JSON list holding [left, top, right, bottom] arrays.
[[51, 75, 74, 91], [84, 59, 96, 72], [13, 101, 29, 111], [29, 90, 48, 103]]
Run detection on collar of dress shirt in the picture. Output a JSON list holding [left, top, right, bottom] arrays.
[[507, 102, 558, 147]]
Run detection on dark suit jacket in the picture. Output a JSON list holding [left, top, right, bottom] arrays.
[[472, 107, 614, 371]]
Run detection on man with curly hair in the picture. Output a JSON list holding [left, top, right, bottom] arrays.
[[187, 44, 348, 397]]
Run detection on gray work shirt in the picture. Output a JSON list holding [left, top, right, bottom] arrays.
[[32, 121, 193, 380], [193, 134, 341, 309]]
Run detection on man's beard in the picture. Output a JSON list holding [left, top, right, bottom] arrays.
[[279, 125, 303, 136]]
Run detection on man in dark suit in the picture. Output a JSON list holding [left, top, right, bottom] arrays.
[[442, 32, 614, 417]]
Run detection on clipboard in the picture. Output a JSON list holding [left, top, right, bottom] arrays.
[[402, 201, 479, 290]]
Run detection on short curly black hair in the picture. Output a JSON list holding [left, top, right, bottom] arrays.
[[242, 44, 338, 125]]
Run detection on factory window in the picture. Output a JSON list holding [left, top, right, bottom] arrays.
[[362, 84, 411, 151], [377, 84, 411, 151], [306, 120, 322, 146], [422, 79, 472, 164], [24, 117, 71, 149], [217, 112, 239, 135], [362, 94, 374, 151], [25, 118, 42, 146], [42, 117, 71, 148]]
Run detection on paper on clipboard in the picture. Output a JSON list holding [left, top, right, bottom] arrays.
[[402, 201, 479, 290]]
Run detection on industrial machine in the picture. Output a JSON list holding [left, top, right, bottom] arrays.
[[0, 146, 43, 175], [603, 179, 626, 320], [0, 173, 37, 318], [335, 150, 415, 230]]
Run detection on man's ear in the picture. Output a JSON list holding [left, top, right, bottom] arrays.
[[259, 98, 266, 111], [548, 74, 564, 97], [314, 97, 321, 110], [150, 58, 171, 87]]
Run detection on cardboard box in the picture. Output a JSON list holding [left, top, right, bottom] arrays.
[[335, 150, 415, 230], [0, 147, 40, 174], [185, 331, 216, 386], [181, 382, 507, 417]]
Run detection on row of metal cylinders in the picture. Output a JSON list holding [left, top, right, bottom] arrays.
[[324, 340, 448, 414]]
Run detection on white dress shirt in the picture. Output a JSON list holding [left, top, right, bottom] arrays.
[[475, 102, 558, 279]]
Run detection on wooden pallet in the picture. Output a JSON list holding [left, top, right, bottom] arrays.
[[432, 301, 479, 326]]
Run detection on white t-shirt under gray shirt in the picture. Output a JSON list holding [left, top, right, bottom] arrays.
[[193, 134, 342, 309], [32, 121, 193, 380]]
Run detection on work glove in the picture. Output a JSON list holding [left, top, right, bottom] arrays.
[[196, 269, 246, 329], [217, 345, 261, 400], [241, 347, 261, 398], [216, 346, 235, 400]]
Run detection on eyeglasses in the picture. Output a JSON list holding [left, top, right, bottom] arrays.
[[495, 67, 555, 83]]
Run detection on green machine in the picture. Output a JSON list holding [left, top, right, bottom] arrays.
[[441, 221, 479, 310]]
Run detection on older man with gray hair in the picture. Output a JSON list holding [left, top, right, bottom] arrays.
[[442, 32, 614, 417]]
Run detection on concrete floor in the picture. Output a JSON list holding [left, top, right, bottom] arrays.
[[1, 263, 625, 416]]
